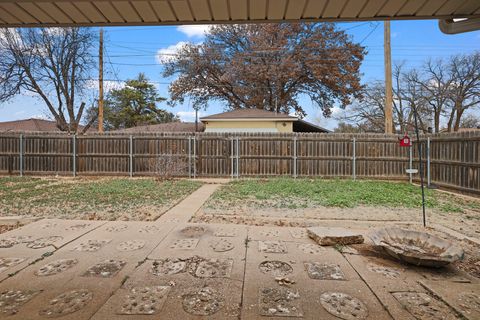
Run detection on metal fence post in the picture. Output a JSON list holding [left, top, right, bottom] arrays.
[[427, 137, 431, 187], [72, 134, 76, 177], [293, 136, 297, 178], [236, 137, 240, 178], [129, 135, 133, 177], [188, 136, 192, 178], [352, 137, 356, 180], [19, 134, 23, 177], [230, 138, 234, 178], [193, 135, 197, 178], [409, 144, 413, 184]]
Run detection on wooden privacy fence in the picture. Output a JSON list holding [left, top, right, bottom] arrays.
[[0, 131, 479, 194]]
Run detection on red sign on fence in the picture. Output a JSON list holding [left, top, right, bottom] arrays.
[[399, 134, 412, 147]]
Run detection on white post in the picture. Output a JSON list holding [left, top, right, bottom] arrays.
[[72, 134, 76, 177], [409, 144, 413, 184], [352, 137, 356, 180]]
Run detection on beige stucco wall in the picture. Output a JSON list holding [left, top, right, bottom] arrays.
[[203, 120, 293, 133]]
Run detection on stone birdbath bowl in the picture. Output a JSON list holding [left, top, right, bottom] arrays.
[[370, 227, 464, 268]]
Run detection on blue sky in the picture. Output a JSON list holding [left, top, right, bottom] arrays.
[[0, 20, 478, 130]]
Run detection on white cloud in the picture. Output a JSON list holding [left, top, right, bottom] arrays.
[[176, 111, 207, 122], [156, 41, 189, 64], [177, 25, 212, 38], [85, 79, 125, 93]]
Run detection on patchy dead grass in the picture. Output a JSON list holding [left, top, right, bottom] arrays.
[[0, 177, 202, 221]]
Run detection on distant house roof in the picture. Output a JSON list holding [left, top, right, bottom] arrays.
[[0, 118, 92, 133], [293, 120, 330, 133], [113, 122, 204, 133], [0, 118, 60, 132], [200, 109, 297, 121]]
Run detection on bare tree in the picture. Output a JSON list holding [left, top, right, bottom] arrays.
[[448, 52, 480, 132], [0, 28, 97, 133], [163, 23, 365, 118]]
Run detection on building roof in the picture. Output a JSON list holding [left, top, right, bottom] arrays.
[[0, 0, 479, 34], [293, 120, 330, 133], [0, 118, 90, 133], [113, 122, 204, 133], [0, 118, 60, 132], [200, 109, 297, 121]]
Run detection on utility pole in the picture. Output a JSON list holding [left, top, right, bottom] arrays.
[[384, 21, 393, 134], [98, 27, 104, 133]]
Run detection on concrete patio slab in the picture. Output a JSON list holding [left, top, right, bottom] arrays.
[[0, 219, 106, 282], [0, 218, 477, 320]]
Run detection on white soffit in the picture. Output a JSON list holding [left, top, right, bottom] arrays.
[[0, 0, 479, 28]]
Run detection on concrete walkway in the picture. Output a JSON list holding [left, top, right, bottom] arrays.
[[0, 218, 478, 319], [156, 184, 223, 223]]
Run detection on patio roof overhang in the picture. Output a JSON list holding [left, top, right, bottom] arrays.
[[0, 0, 479, 33]]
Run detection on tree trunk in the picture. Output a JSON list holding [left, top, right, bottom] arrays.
[[454, 108, 464, 132]]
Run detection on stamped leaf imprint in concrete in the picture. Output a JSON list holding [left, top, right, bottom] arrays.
[[392, 292, 459, 320], [82, 260, 126, 278], [214, 228, 238, 237], [259, 261, 293, 277], [258, 287, 303, 317], [367, 263, 401, 279], [290, 229, 308, 239], [116, 240, 146, 252], [0, 239, 17, 249], [180, 226, 207, 238], [118, 286, 171, 315], [260, 230, 280, 237], [35, 259, 78, 276], [320, 292, 368, 320], [150, 259, 187, 276], [195, 258, 233, 278], [0, 258, 25, 273], [169, 239, 199, 250], [458, 292, 480, 315], [39, 289, 93, 318], [297, 243, 325, 255], [27, 236, 63, 249], [139, 226, 161, 234], [65, 223, 90, 231], [0, 290, 40, 315], [209, 238, 234, 252], [258, 241, 287, 254], [41, 222, 58, 229], [105, 224, 128, 232], [0, 236, 33, 248], [305, 262, 346, 280], [182, 287, 224, 316], [71, 239, 111, 252]]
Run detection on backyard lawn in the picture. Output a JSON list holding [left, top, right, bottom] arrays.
[[0, 177, 202, 221], [196, 178, 480, 237]]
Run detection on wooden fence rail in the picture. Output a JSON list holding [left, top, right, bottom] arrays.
[[0, 131, 479, 195]]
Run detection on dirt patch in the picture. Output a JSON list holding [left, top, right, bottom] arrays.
[[0, 224, 22, 235]]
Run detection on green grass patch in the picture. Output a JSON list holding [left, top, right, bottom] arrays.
[[207, 178, 478, 213]]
